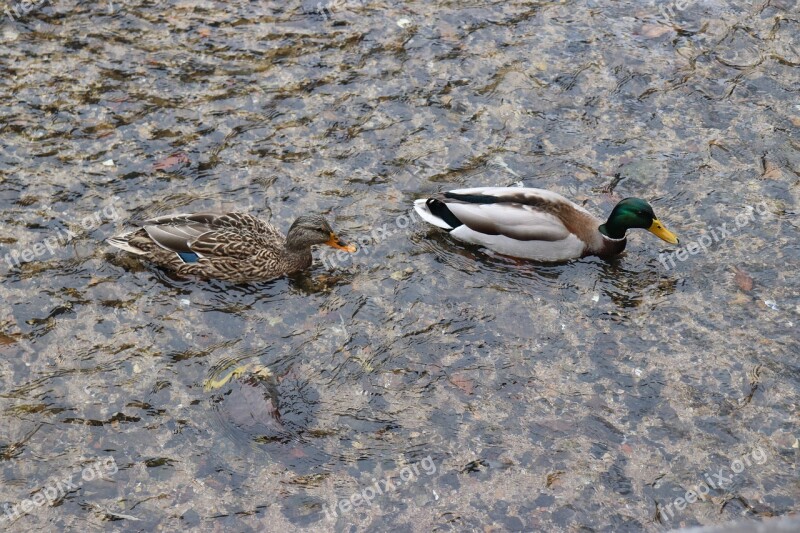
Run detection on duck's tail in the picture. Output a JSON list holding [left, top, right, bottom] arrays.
[[107, 232, 147, 255], [413, 198, 463, 230]]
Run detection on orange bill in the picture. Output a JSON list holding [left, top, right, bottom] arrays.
[[325, 233, 357, 253]]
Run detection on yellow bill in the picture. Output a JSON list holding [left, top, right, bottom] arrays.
[[325, 233, 357, 253], [648, 219, 679, 244]]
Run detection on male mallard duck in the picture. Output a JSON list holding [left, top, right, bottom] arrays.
[[108, 212, 356, 282], [414, 187, 678, 261]]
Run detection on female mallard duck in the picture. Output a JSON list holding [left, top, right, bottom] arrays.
[[414, 187, 679, 261], [108, 212, 356, 282]]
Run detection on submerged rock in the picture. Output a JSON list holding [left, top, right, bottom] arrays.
[[205, 363, 284, 440]]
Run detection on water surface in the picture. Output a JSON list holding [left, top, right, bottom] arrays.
[[1, 1, 798, 531]]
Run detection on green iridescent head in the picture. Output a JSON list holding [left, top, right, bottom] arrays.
[[599, 198, 679, 243]]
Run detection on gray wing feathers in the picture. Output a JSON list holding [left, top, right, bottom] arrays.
[[143, 225, 209, 254], [445, 203, 571, 242], [142, 212, 220, 226], [142, 212, 276, 233], [139, 212, 282, 257]]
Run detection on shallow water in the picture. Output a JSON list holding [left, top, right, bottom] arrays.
[[1, 0, 798, 531]]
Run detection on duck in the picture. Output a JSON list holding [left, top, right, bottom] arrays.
[[413, 187, 678, 261], [108, 212, 356, 282]]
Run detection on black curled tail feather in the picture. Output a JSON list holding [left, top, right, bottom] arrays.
[[427, 198, 463, 229]]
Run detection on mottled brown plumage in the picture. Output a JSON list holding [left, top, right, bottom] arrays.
[[108, 212, 355, 282]]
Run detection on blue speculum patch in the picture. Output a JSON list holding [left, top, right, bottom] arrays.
[[177, 251, 200, 263]]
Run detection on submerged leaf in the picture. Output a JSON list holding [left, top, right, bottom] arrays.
[[733, 266, 754, 292], [762, 161, 783, 180], [449, 372, 474, 394], [640, 24, 672, 38], [153, 152, 190, 172]]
